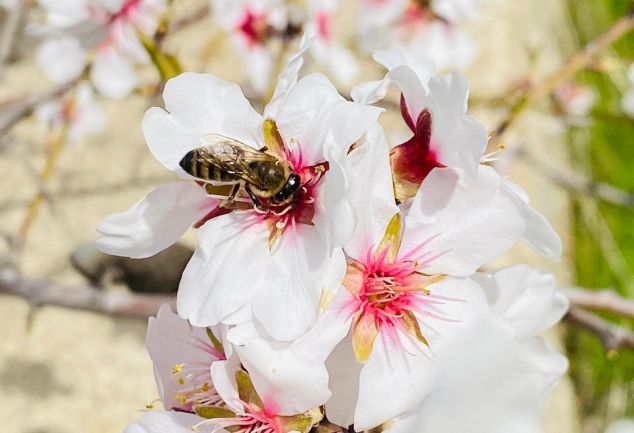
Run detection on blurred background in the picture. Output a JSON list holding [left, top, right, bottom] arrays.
[[0, 0, 633, 432]]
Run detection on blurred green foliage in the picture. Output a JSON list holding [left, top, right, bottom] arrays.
[[564, 0, 634, 428]]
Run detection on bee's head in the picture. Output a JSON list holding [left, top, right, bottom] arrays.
[[272, 173, 301, 204]]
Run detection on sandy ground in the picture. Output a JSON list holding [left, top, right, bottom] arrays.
[[0, 0, 581, 432]]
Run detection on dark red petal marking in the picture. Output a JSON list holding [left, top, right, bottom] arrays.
[[400, 93, 416, 132], [391, 109, 443, 199]]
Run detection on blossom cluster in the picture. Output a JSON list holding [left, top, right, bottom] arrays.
[[98, 34, 568, 433]]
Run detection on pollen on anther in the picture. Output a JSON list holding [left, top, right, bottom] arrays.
[[177, 377, 185, 385], [174, 394, 188, 404], [171, 363, 183, 374]]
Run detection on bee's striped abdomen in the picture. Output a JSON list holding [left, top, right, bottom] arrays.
[[180, 149, 240, 183]]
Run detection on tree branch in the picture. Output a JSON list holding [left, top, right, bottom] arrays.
[[565, 287, 634, 319], [517, 150, 634, 210], [170, 3, 210, 33], [0, 82, 73, 136], [0, 265, 175, 318], [490, 12, 634, 145], [566, 307, 634, 351], [0, 0, 27, 74]]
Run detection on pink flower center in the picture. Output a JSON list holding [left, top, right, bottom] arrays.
[[347, 244, 450, 334], [194, 409, 281, 433], [111, 0, 142, 22], [401, 2, 426, 28], [315, 11, 332, 40], [238, 9, 271, 46], [170, 335, 226, 411], [241, 144, 329, 245]]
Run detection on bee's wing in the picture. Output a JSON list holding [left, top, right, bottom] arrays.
[[193, 134, 278, 187]]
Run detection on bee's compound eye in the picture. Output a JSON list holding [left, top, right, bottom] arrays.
[[273, 173, 302, 202]]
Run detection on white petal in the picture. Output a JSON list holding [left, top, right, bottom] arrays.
[[252, 225, 346, 341], [69, 81, 105, 143], [96, 182, 215, 259], [344, 124, 399, 260], [210, 357, 244, 413], [475, 265, 568, 338], [38, 0, 91, 27], [242, 43, 274, 95], [36, 37, 86, 84], [312, 142, 355, 252], [354, 334, 435, 430], [324, 333, 362, 428], [606, 419, 634, 433], [428, 72, 487, 176], [177, 213, 270, 327], [237, 306, 350, 415], [264, 33, 312, 119], [405, 22, 476, 71], [311, 40, 358, 86], [410, 328, 566, 433], [276, 73, 381, 164], [124, 411, 203, 433], [143, 72, 263, 174], [501, 180, 562, 260], [91, 47, 138, 99], [354, 277, 491, 430], [145, 304, 218, 410], [401, 166, 526, 276], [351, 50, 433, 117]]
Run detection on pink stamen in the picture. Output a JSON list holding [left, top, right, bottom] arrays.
[[347, 240, 460, 351]]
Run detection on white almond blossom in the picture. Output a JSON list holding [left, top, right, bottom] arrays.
[[357, 0, 485, 70], [304, 0, 358, 85], [309, 152, 562, 429], [97, 38, 381, 341], [35, 81, 105, 144], [128, 305, 334, 433], [210, 0, 358, 92], [606, 419, 634, 433], [0, 0, 17, 10], [34, 0, 166, 98]]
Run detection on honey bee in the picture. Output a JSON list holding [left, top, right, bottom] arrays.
[[179, 134, 301, 210]]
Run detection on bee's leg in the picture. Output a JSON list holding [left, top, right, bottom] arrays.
[[221, 183, 241, 208], [245, 184, 266, 211]]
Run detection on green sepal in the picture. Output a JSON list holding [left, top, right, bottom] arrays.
[[194, 405, 236, 419], [206, 328, 224, 355], [136, 30, 182, 81], [278, 414, 314, 433], [235, 370, 264, 408]]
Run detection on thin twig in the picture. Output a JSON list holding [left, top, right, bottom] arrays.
[[0, 0, 27, 74], [517, 150, 634, 210], [17, 122, 70, 243], [0, 265, 175, 318], [0, 82, 73, 136], [566, 308, 634, 351], [565, 287, 634, 319], [170, 3, 210, 33], [0, 174, 170, 213], [490, 12, 634, 145]]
